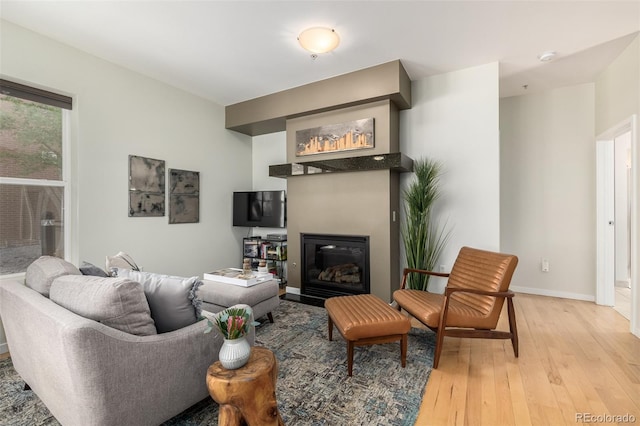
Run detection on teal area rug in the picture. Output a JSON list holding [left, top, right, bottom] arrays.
[[0, 300, 435, 426]]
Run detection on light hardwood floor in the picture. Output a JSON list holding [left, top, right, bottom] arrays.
[[415, 293, 640, 426]]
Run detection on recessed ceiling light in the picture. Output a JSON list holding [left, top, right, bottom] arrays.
[[538, 51, 557, 62], [298, 27, 340, 55]]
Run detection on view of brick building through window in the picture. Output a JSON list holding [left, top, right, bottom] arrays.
[[0, 94, 65, 274]]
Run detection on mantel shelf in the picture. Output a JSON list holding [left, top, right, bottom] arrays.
[[269, 152, 414, 178]]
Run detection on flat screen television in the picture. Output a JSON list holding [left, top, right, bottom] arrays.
[[232, 190, 286, 228]]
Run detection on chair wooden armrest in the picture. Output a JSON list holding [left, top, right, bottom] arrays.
[[401, 268, 450, 289], [445, 287, 515, 298]]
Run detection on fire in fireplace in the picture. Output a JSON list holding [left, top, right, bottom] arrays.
[[301, 233, 370, 298]]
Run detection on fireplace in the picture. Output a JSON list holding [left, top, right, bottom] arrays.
[[301, 233, 370, 299]]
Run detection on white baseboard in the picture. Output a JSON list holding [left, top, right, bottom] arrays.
[[286, 286, 300, 295], [284, 284, 597, 303], [0, 342, 8, 354], [510, 285, 595, 302]]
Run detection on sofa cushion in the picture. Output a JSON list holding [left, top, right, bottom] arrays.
[[79, 261, 109, 277], [25, 256, 82, 297], [115, 269, 202, 333], [50, 275, 157, 336]]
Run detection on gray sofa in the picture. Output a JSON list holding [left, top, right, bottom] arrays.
[[0, 257, 255, 426]]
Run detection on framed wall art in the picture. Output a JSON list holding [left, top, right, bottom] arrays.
[[295, 117, 374, 156], [128, 155, 165, 217], [169, 168, 200, 224]]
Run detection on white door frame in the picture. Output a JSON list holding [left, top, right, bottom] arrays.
[[596, 115, 638, 336]]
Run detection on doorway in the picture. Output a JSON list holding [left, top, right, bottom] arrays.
[[596, 115, 637, 333]]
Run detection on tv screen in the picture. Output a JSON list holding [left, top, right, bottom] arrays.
[[233, 190, 286, 228]]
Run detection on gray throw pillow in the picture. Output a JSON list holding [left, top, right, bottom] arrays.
[[114, 269, 202, 333], [50, 275, 157, 336], [79, 261, 108, 277], [25, 256, 82, 297]]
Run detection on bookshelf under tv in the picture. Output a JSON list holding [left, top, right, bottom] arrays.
[[242, 236, 287, 285]]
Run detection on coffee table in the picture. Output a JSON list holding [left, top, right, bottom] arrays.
[[206, 346, 284, 426]]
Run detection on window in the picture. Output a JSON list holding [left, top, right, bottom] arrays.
[[0, 80, 72, 275]]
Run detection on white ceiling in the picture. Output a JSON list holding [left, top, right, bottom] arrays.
[[1, 1, 639, 106]]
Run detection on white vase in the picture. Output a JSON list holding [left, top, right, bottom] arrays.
[[219, 337, 251, 370]]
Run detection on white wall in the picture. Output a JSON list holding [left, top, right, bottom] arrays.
[[249, 132, 287, 239], [500, 83, 596, 300], [251, 132, 287, 191], [399, 62, 501, 292], [0, 20, 253, 277], [595, 34, 640, 336], [595, 36, 639, 136]]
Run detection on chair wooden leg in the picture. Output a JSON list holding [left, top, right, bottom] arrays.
[[400, 334, 407, 368], [347, 341, 354, 376], [507, 298, 519, 357], [267, 312, 274, 323], [433, 327, 445, 369], [328, 315, 333, 341]]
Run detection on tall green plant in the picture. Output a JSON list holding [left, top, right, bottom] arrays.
[[401, 158, 450, 290]]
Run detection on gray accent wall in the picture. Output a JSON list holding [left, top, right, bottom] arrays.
[[226, 60, 411, 136], [285, 100, 401, 302]]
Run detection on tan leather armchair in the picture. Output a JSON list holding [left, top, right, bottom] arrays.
[[393, 246, 519, 368]]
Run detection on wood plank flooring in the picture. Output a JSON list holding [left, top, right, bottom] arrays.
[[415, 293, 640, 425]]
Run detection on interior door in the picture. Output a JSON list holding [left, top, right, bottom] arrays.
[[596, 140, 615, 306]]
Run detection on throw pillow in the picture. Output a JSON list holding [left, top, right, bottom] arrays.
[[25, 256, 82, 297], [79, 261, 108, 277], [114, 269, 203, 333], [50, 275, 157, 336], [105, 251, 140, 276]]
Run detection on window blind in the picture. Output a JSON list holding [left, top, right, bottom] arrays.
[[0, 78, 72, 110]]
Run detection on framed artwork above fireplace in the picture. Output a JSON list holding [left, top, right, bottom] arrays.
[[295, 118, 374, 156]]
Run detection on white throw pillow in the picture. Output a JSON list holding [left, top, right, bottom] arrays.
[[105, 251, 140, 276]]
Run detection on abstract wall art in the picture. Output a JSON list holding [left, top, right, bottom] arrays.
[[169, 168, 200, 224], [128, 155, 165, 217]]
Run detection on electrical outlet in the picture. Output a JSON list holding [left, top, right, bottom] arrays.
[[541, 259, 549, 272]]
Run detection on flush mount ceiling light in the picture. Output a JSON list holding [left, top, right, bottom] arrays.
[[538, 51, 557, 62], [298, 27, 340, 55]]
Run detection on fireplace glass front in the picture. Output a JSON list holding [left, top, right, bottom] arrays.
[[301, 233, 370, 299]]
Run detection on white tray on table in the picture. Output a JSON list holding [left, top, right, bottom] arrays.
[[203, 268, 273, 287]]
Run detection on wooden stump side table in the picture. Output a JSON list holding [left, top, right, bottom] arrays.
[[206, 346, 284, 426]]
